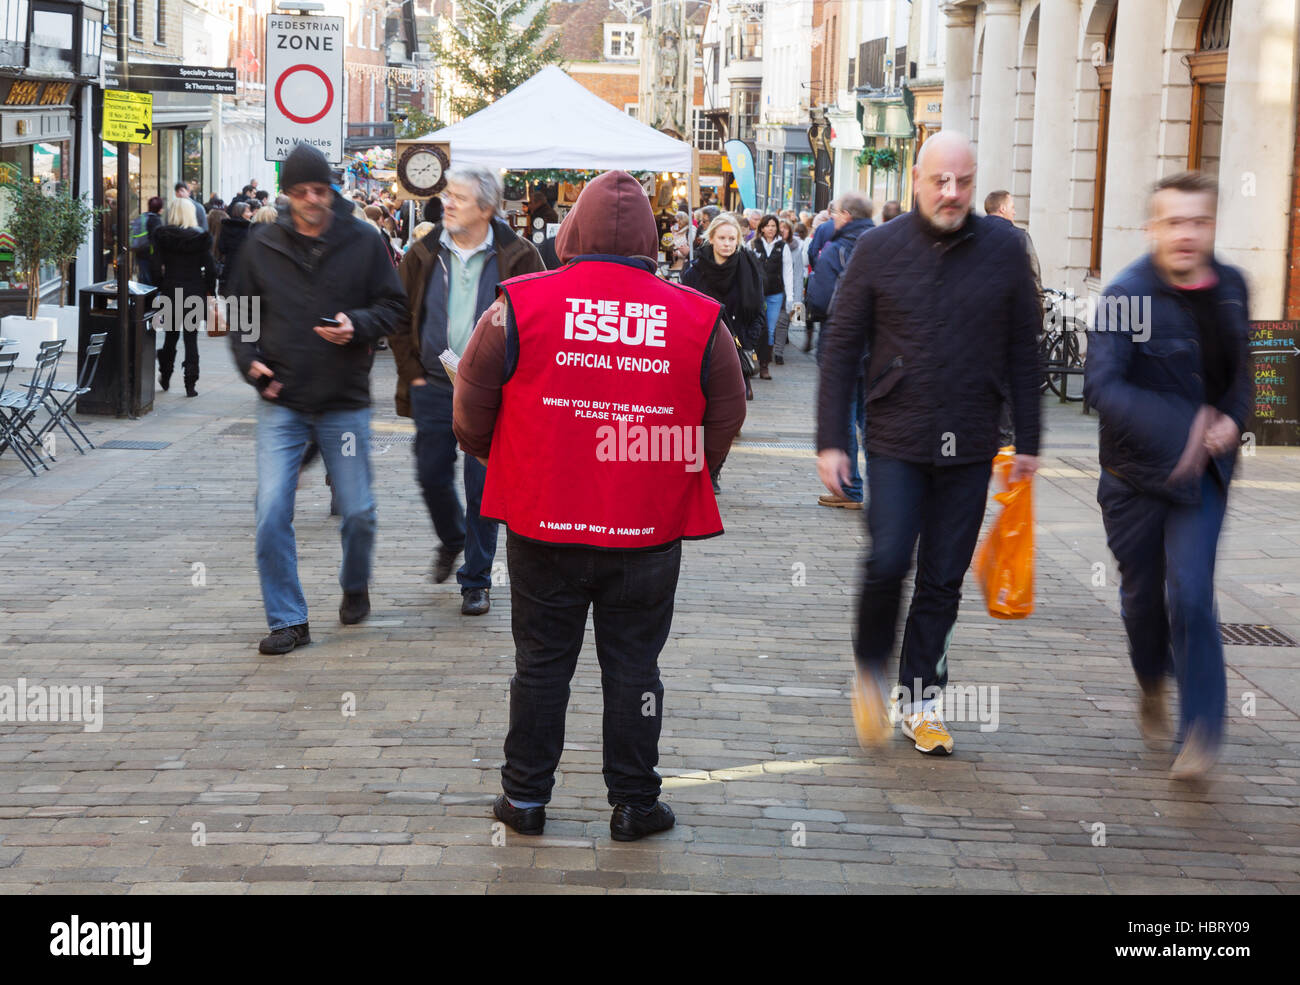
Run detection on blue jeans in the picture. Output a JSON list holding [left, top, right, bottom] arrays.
[[764, 293, 784, 346], [410, 382, 497, 591], [842, 377, 867, 502], [1098, 469, 1228, 748], [255, 400, 376, 630], [855, 457, 992, 702]]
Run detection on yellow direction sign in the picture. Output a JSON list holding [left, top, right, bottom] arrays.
[[102, 90, 153, 144]]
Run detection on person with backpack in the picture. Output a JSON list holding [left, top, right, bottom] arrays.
[[807, 192, 874, 509], [130, 197, 164, 286]]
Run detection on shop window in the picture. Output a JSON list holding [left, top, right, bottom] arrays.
[[183, 128, 203, 197], [1, 0, 29, 43], [731, 88, 758, 143], [0, 141, 70, 295], [81, 4, 103, 76], [795, 153, 813, 210], [29, 2, 76, 75], [1090, 6, 1116, 278], [1188, 0, 1230, 176], [692, 109, 721, 153]]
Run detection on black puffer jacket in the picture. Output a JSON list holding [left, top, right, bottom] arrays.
[[152, 225, 216, 300], [217, 216, 252, 283], [227, 191, 407, 413], [817, 209, 1042, 464]]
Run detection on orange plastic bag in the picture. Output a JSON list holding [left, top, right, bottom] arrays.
[[973, 447, 1035, 619]]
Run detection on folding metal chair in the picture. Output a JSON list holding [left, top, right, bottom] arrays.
[[28, 332, 106, 454], [0, 346, 62, 474], [1, 339, 65, 458]]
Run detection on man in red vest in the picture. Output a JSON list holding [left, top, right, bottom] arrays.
[[453, 170, 747, 841]]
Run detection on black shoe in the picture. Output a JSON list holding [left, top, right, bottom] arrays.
[[185, 385, 198, 398], [710, 471, 721, 495], [774, 354, 784, 365], [610, 801, 675, 842], [745, 380, 753, 400], [434, 545, 462, 584], [159, 373, 170, 392], [258, 623, 310, 655], [461, 587, 490, 616], [493, 793, 545, 835], [339, 589, 370, 625]]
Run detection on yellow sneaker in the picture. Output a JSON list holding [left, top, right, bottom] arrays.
[[851, 671, 891, 748], [902, 710, 954, 755]]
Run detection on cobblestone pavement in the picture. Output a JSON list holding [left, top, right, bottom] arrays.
[[0, 330, 1297, 895]]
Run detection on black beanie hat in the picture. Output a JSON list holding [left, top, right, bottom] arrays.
[[279, 143, 332, 192]]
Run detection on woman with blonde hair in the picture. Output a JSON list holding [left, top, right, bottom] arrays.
[[153, 197, 216, 396], [252, 205, 277, 224], [680, 212, 766, 490]]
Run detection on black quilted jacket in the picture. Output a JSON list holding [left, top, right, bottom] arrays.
[[816, 209, 1043, 464]]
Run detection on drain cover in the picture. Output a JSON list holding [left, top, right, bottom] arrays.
[[100, 439, 171, 450], [1219, 623, 1298, 646]]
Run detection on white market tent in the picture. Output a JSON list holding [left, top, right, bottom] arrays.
[[419, 66, 693, 174]]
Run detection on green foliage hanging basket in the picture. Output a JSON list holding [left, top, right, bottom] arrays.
[[858, 148, 901, 172]]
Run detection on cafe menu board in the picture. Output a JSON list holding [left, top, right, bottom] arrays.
[[1249, 320, 1300, 446]]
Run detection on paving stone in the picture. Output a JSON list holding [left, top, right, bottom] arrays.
[[0, 346, 1296, 894]]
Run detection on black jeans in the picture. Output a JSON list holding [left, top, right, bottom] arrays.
[[157, 323, 199, 387], [502, 530, 682, 808], [855, 456, 992, 700]]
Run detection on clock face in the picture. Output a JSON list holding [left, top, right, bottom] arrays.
[[398, 144, 448, 197]]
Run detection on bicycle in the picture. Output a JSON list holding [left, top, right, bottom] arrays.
[[1039, 286, 1087, 402]]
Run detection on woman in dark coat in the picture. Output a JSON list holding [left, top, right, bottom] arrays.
[[216, 201, 253, 293], [681, 212, 766, 491], [153, 197, 217, 397]]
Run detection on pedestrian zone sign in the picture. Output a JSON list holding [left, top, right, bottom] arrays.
[[265, 14, 345, 165]]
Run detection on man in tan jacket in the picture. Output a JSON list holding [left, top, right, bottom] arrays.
[[390, 167, 544, 616]]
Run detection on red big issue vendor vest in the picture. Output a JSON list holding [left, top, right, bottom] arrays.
[[481, 258, 724, 549]]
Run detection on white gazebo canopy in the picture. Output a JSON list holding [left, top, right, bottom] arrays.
[[420, 66, 693, 174]]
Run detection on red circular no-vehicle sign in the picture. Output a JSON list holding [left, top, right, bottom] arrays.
[[274, 64, 333, 125]]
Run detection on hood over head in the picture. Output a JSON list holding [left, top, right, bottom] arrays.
[[555, 170, 658, 264]]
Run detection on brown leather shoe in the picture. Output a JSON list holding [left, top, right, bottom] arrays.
[[759, 364, 772, 380]]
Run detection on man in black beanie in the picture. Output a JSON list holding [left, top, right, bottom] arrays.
[[227, 142, 408, 655]]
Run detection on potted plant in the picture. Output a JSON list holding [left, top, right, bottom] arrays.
[[37, 190, 100, 350], [0, 174, 61, 367]]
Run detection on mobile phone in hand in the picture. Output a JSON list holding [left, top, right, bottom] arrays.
[[319, 317, 342, 327]]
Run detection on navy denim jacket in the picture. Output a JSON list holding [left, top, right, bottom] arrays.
[[1084, 253, 1252, 503]]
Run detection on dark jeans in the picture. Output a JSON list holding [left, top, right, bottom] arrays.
[[843, 377, 867, 502], [855, 456, 992, 700], [502, 530, 682, 807], [410, 382, 497, 591], [1098, 468, 1228, 747], [157, 324, 199, 387]]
